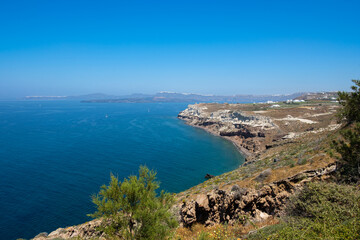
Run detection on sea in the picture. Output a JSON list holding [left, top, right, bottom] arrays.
[[0, 101, 245, 240]]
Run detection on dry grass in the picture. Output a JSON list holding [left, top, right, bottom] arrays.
[[174, 102, 342, 240], [176, 112, 340, 203], [173, 217, 280, 239]]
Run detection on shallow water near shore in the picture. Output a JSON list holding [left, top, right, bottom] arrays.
[[0, 101, 244, 240]]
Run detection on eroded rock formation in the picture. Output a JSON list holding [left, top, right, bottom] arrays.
[[178, 104, 283, 154], [179, 163, 336, 227], [178, 103, 340, 155], [33, 219, 104, 240]]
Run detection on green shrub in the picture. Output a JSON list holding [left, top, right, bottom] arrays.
[[337, 80, 360, 124], [88, 166, 178, 239], [297, 158, 307, 165], [197, 231, 210, 240], [332, 80, 360, 182], [249, 182, 360, 240], [332, 123, 360, 182]]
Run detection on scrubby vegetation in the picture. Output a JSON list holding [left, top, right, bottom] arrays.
[[332, 123, 360, 182], [248, 80, 360, 239], [174, 80, 360, 239], [89, 166, 177, 239], [337, 80, 360, 124], [331, 80, 360, 182], [85, 81, 359, 240], [248, 182, 360, 239]]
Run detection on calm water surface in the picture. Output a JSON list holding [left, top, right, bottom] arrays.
[[0, 101, 244, 240]]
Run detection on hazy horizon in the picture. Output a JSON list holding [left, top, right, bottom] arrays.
[[0, 89, 342, 101], [1, 1, 359, 99]]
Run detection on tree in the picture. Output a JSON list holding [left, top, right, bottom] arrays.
[[88, 166, 178, 239], [332, 80, 360, 182], [332, 124, 360, 182], [337, 79, 360, 124]]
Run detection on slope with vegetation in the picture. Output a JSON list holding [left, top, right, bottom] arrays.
[[32, 80, 360, 240]]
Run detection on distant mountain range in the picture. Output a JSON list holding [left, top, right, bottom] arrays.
[[25, 93, 119, 100], [24, 91, 338, 103], [294, 92, 338, 101]]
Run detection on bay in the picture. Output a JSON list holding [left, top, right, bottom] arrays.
[[0, 101, 244, 240]]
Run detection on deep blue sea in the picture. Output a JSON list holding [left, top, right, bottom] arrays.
[[0, 101, 244, 240]]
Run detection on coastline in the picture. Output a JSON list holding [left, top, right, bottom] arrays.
[[31, 108, 247, 240], [32, 102, 341, 239], [180, 120, 252, 159], [32, 112, 251, 240]]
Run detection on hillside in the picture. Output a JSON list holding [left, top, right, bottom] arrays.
[[175, 101, 340, 227], [32, 100, 346, 239]]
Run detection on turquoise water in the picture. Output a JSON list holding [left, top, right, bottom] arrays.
[[0, 101, 244, 240]]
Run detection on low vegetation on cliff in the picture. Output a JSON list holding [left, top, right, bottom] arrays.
[[88, 166, 178, 240], [176, 80, 360, 240], [247, 81, 360, 239], [32, 81, 360, 240], [248, 182, 360, 239]]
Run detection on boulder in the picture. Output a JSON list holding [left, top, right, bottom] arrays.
[[205, 173, 215, 179], [179, 163, 336, 227]]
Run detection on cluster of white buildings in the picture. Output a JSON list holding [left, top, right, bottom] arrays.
[[286, 99, 305, 104], [263, 99, 306, 108]]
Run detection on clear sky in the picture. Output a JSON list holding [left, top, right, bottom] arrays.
[[0, 0, 359, 98]]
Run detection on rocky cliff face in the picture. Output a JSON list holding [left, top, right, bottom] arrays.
[[32, 102, 340, 239], [178, 103, 339, 156], [179, 163, 336, 227], [34, 163, 336, 240], [178, 104, 283, 154], [33, 219, 104, 240]]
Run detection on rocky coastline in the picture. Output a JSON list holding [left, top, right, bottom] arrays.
[[32, 102, 341, 239], [175, 102, 340, 227], [179, 163, 336, 227], [177, 103, 285, 157], [178, 103, 339, 159]]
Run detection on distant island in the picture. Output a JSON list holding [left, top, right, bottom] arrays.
[[25, 91, 339, 103]]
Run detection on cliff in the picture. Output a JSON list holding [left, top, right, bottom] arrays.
[[180, 163, 336, 227], [178, 102, 339, 158], [175, 101, 341, 231], [178, 103, 280, 155], [32, 101, 341, 239]]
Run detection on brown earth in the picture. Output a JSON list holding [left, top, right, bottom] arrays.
[[175, 101, 341, 233], [178, 102, 339, 156], [32, 101, 342, 239]]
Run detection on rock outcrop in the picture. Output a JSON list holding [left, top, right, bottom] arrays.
[[179, 163, 336, 227], [178, 104, 283, 154], [33, 219, 104, 240], [32, 103, 340, 239]]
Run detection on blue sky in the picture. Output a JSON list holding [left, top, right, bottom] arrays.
[[0, 0, 359, 98]]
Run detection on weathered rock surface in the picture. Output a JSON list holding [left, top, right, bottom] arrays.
[[178, 104, 283, 154], [33, 164, 336, 239], [179, 163, 336, 227], [33, 219, 104, 240], [178, 103, 340, 155], [32, 103, 340, 239], [205, 173, 215, 179]]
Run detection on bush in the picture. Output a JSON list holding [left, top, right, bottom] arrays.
[[249, 182, 360, 240], [88, 166, 178, 239], [337, 79, 360, 124], [332, 123, 360, 182], [333, 80, 360, 182], [254, 168, 272, 182]]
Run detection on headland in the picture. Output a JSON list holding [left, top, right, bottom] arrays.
[[33, 99, 341, 239]]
